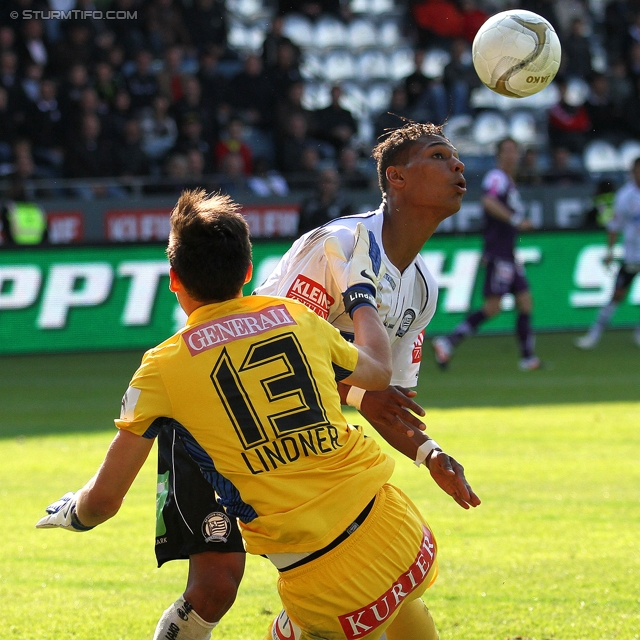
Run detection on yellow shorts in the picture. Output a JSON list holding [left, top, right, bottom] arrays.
[[271, 483, 438, 640]]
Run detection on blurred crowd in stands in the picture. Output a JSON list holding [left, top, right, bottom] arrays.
[[1, 0, 640, 213]]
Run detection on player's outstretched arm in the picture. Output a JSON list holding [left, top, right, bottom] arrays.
[[325, 222, 391, 390], [36, 430, 154, 531]]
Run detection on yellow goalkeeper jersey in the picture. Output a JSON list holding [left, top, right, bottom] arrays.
[[115, 295, 394, 555]]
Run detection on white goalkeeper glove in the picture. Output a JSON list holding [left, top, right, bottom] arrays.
[[35, 492, 94, 532], [324, 222, 385, 318]]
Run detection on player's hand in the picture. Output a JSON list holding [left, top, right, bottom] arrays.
[[603, 251, 614, 267], [324, 223, 385, 316], [427, 452, 481, 510], [35, 492, 93, 532], [360, 386, 426, 437], [518, 219, 533, 232]]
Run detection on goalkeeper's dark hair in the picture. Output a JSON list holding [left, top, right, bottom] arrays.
[[167, 189, 251, 302], [372, 121, 448, 195]]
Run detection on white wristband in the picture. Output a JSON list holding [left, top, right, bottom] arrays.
[[346, 386, 366, 410], [414, 439, 442, 468]]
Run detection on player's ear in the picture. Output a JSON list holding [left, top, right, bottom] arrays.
[[169, 267, 181, 293], [244, 261, 253, 284], [386, 165, 404, 190]]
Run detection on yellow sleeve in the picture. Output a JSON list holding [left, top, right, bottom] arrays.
[[114, 350, 173, 438], [317, 313, 359, 380]]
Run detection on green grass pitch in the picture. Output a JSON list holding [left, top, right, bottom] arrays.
[[1, 331, 639, 639]]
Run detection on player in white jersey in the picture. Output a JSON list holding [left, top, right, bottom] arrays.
[[576, 156, 640, 349], [152, 122, 478, 639]]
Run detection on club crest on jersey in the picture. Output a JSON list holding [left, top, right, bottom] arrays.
[[412, 331, 424, 363], [286, 274, 334, 319], [271, 610, 302, 640], [396, 309, 416, 337], [202, 512, 231, 543]]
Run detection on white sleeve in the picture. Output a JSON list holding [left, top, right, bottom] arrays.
[[255, 228, 355, 321]]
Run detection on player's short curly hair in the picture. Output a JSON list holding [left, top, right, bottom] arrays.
[[372, 121, 448, 195], [167, 189, 252, 302]]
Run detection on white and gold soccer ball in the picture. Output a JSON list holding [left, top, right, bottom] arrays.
[[472, 9, 561, 98]]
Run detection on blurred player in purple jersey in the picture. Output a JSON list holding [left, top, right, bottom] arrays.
[[432, 137, 542, 371], [575, 156, 640, 349]]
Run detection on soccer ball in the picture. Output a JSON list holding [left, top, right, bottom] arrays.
[[472, 10, 561, 98]]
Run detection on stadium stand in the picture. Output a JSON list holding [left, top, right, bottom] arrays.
[[1, 0, 640, 205]]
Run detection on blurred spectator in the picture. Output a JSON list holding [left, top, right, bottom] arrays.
[[186, 148, 207, 182], [215, 118, 253, 175], [443, 38, 480, 116], [0, 26, 16, 56], [94, 62, 121, 108], [459, 0, 488, 44], [373, 88, 413, 141], [315, 85, 357, 154], [0, 51, 24, 110], [275, 81, 311, 136], [277, 112, 320, 174], [172, 75, 217, 144], [197, 46, 228, 112], [65, 114, 115, 179], [172, 113, 212, 169], [125, 50, 159, 115], [247, 156, 289, 197], [403, 49, 447, 123], [543, 146, 585, 186], [338, 146, 372, 190], [520, 0, 561, 33], [262, 15, 300, 70], [226, 54, 276, 129], [561, 17, 593, 80], [157, 45, 188, 103], [140, 94, 178, 163], [297, 168, 354, 236], [585, 72, 625, 143], [0, 87, 17, 161], [17, 19, 48, 70], [103, 88, 133, 142], [28, 78, 64, 172], [184, 0, 227, 53], [145, 0, 191, 55], [58, 62, 90, 118], [216, 152, 246, 196], [52, 23, 94, 75], [627, 40, 640, 81], [411, 0, 464, 49], [267, 41, 302, 99], [517, 147, 544, 186], [554, 0, 592, 40], [109, 0, 147, 59], [604, 0, 631, 64], [547, 78, 591, 153], [114, 119, 150, 178], [21, 62, 43, 104], [608, 58, 633, 112]]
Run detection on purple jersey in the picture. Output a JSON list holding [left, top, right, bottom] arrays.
[[481, 168, 524, 260]]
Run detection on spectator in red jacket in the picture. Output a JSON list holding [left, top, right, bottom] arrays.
[[411, 0, 464, 48], [215, 118, 253, 175], [547, 78, 592, 153]]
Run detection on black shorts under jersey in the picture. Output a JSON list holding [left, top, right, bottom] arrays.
[[155, 424, 245, 567]]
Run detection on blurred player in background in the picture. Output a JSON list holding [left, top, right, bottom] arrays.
[[575, 156, 640, 349], [37, 189, 480, 640], [154, 121, 478, 639], [432, 137, 542, 371]]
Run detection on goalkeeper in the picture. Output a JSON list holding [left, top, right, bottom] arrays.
[[150, 122, 478, 639], [37, 188, 480, 640]]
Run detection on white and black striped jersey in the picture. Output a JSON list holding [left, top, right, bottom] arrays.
[[255, 207, 438, 388], [610, 180, 640, 264]]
